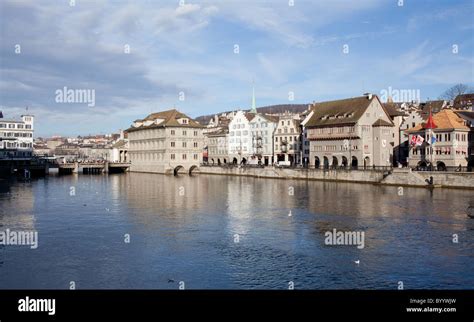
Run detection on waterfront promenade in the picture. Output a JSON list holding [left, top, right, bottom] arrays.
[[198, 164, 474, 189]]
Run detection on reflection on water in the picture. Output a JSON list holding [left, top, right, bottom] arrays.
[[0, 173, 473, 289]]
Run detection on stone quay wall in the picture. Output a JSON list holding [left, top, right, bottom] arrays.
[[198, 166, 474, 189]]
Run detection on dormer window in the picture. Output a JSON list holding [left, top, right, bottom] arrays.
[[178, 118, 189, 124]]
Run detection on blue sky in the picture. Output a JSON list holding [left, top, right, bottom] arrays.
[[1, 0, 473, 137]]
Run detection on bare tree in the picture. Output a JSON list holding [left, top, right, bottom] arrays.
[[439, 84, 471, 100]]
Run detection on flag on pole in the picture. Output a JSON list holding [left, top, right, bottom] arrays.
[[415, 135, 424, 146], [430, 136, 437, 145], [410, 135, 417, 146]]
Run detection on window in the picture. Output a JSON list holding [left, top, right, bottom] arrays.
[[182, 130, 187, 136], [171, 130, 175, 135], [171, 154, 175, 160], [193, 154, 198, 160], [194, 142, 198, 148], [182, 142, 187, 148], [194, 131, 198, 136], [171, 142, 175, 147]]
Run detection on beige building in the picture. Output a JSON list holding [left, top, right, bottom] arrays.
[[273, 112, 302, 165], [127, 109, 204, 174], [383, 102, 408, 165], [206, 127, 229, 165], [407, 109, 470, 170], [306, 95, 395, 169]]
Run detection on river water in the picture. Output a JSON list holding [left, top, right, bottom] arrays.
[[0, 172, 473, 289]]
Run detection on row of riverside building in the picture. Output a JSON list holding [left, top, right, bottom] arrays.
[[124, 91, 474, 174]]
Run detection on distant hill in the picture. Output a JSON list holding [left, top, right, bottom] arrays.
[[195, 103, 310, 125]]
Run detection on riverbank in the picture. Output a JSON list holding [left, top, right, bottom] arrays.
[[198, 166, 474, 189]]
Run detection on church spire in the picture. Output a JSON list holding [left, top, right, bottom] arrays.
[[250, 83, 257, 113]]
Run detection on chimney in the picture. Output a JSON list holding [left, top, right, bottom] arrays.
[[363, 93, 373, 100]]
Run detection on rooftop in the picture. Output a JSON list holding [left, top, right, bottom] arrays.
[[408, 109, 469, 132], [306, 95, 389, 127], [128, 109, 204, 132]]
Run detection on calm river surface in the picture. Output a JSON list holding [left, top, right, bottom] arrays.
[[0, 172, 473, 289]]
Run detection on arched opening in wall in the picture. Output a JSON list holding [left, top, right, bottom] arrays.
[[417, 161, 427, 170], [341, 156, 348, 168], [217, 159, 221, 165], [332, 156, 338, 169], [173, 165, 184, 176], [232, 157, 238, 165], [323, 156, 329, 169], [436, 161, 446, 171], [364, 157, 370, 169], [351, 156, 358, 169], [241, 158, 247, 165], [211, 158, 215, 165], [468, 160, 474, 172], [314, 156, 320, 168], [189, 165, 199, 176]]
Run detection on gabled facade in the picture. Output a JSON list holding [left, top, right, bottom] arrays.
[[273, 112, 302, 165], [228, 110, 254, 164], [249, 113, 278, 165], [306, 95, 394, 169], [407, 109, 470, 169]]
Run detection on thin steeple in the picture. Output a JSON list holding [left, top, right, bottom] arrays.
[[250, 83, 257, 113]]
